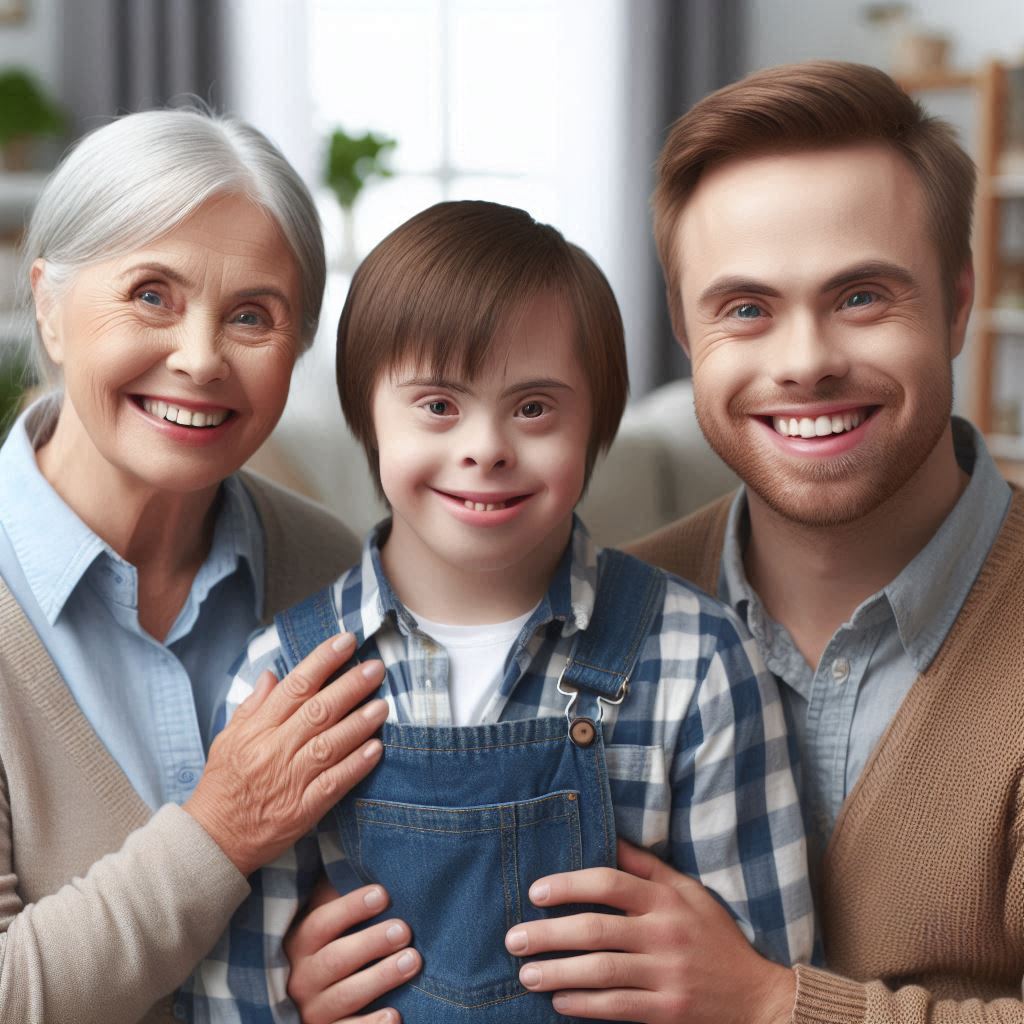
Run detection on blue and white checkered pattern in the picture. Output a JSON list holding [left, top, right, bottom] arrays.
[[181, 519, 814, 1022]]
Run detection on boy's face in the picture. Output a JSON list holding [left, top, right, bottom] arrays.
[[675, 142, 972, 528], [372, 292, 592, 617]]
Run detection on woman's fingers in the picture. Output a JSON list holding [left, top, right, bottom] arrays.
[[184, 647, 389, 876]]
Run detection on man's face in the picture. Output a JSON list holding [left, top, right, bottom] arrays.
[[675, 143, 972, 527]]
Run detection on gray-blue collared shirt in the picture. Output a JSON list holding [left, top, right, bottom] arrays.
[[718, 418, 1012, 873], [0, 397, 266, 810]]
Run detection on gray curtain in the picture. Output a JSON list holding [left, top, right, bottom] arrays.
[[623, 0, 746, 395], [59, 0, 224, 137]]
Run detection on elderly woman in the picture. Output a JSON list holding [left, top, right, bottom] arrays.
[[0, 109, 406, 1023]]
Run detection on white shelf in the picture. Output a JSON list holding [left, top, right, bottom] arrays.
[[987, 308, 1024, 334], [0, 172, 46, 233], [993, 174, 1024, 198], [987, 432, 1024, 461]]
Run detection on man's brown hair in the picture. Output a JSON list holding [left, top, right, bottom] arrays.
[[653, 60, 976, 341], [337, 200, 627, 495]]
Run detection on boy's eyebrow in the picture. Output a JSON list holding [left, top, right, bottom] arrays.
[[395, 375, 471, 394], [501, 377, 573, 397]]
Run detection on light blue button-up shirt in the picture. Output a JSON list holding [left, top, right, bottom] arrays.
[[718, 418, 1012, 874], [0, 398, 266, 810]]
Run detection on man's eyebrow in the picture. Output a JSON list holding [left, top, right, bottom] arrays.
[[697, 277, 782, 306], [821, 260, 918, 293]]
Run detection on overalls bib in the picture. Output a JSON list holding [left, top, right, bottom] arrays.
[[275, 550, 665, 1023]]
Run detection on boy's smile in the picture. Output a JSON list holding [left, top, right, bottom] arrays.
[[372, 292, 592, 624]]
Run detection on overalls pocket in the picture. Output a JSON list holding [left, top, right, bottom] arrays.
[[342, 789, 583, 1007]]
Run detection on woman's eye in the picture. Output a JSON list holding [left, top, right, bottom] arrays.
[[137, 289, 164, 307], [842, 290, 876, 309], [233, 310, 264, 327], [519, 401, 545, 419]]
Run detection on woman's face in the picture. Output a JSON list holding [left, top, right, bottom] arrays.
[[34, 192, 303, 495]]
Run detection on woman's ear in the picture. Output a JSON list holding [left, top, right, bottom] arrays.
[[30, 259, 64, 366]]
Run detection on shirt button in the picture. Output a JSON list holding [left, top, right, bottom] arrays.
[[177, 768, 196, 785], [831, 658, 851, 683]]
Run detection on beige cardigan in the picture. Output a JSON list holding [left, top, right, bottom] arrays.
[[628, 489, 1024, 1024], [0, 472, 360, 1024]]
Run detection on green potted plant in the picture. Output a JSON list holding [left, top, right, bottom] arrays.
[[0, 68, 65, 170], [324, 126, 396, 269], [0, 344, 35, 444]]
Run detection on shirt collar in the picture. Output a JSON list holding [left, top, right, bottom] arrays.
[[345, 515, 597, 644], [719, 416, 1012, 672], [0, 395, 264, 625]]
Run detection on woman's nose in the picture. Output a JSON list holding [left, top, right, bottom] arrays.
[[165, 319, 229, 385]]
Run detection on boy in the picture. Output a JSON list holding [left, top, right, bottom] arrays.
[[188, 201, 812, 1023]]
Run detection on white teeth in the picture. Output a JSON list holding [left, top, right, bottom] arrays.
[[463, 499, 507, 511], [141, 398, 228, 428], [772, 409, 869, 439]]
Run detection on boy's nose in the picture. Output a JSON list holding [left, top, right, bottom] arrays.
[[165, 320, 229, 385], [459, 422, 514, 472]]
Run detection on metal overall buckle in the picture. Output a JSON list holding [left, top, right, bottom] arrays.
[[556, 664, 629, 748]]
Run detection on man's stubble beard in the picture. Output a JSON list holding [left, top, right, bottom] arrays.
[[692, 371, 954, 529]]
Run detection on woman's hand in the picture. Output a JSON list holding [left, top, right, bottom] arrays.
[[184, 633, 387, 876], [286, 876, 421, 1024]]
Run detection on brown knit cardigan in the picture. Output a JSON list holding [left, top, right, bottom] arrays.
[[627, 489, 1024, 1024]]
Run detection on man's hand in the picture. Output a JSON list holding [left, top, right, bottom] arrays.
[[504, 840, 796, 1024], [285, 875, 422, 1024]]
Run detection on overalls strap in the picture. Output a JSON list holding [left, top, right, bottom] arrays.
[[561, 549, 666, 700], [275, 585, 341, 672]]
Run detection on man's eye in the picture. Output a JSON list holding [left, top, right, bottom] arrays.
[[427, 400, 449, 416], [843, 291, 876, 309], [519, 401, 544, 418], [732, 303, 765, 319]]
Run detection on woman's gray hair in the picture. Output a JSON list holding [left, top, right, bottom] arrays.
[[21, 106, 326, 382]]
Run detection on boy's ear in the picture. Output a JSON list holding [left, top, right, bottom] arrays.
[[30, 260, 64, 365], [948, 261, 974, 360]]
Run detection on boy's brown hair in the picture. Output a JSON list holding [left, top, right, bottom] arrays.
[[337, 200, 628, 495], [653, 60, 976, 341]]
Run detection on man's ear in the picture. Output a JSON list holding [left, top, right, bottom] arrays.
[[30, 260, 64, 366], [949, 261, 974, 360]]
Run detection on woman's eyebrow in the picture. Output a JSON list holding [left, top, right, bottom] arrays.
[[117, 263, 292, 309]]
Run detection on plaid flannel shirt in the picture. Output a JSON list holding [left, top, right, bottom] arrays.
[[181, 518, 813, 1022]]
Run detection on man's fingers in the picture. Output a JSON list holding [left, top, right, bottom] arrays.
[[506, 912, 638, 957], [288, 882, 390, 960], [517, 950, 656, 995], [616, 839, 682, 887], [549, 985, 658, 1022], [527, 866, 658, 915], [310, 946, 421, 1023]]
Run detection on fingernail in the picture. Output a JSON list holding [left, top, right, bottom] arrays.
[[332, 632, 355, 652], [520, 965, 541, 988], [397, 950, 418, 974], [529, 882, 550, 904], [506, 928, 527, 953], [361, 661, 383, 679], [363, 887, 386, 910], [362, 738, 383, 760], [386, 922, 406, 943], [553, 994, 570, 1012], [363, 699, 388, 721]]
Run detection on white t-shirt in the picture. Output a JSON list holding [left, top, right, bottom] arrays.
[[411, 606, 538, 726]]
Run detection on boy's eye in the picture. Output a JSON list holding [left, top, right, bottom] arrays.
[[427, 400, 450, 416], [519, 401, 545, 419]]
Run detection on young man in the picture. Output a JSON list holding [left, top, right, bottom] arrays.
[[507, 61, 1023, 1024], [185, 201, 813, 1024]]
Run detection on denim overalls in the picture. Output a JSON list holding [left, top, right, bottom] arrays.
[[275, 550, 665, 1023]]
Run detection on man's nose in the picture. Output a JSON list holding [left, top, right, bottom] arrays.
[[770, 312, 849, 389]]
